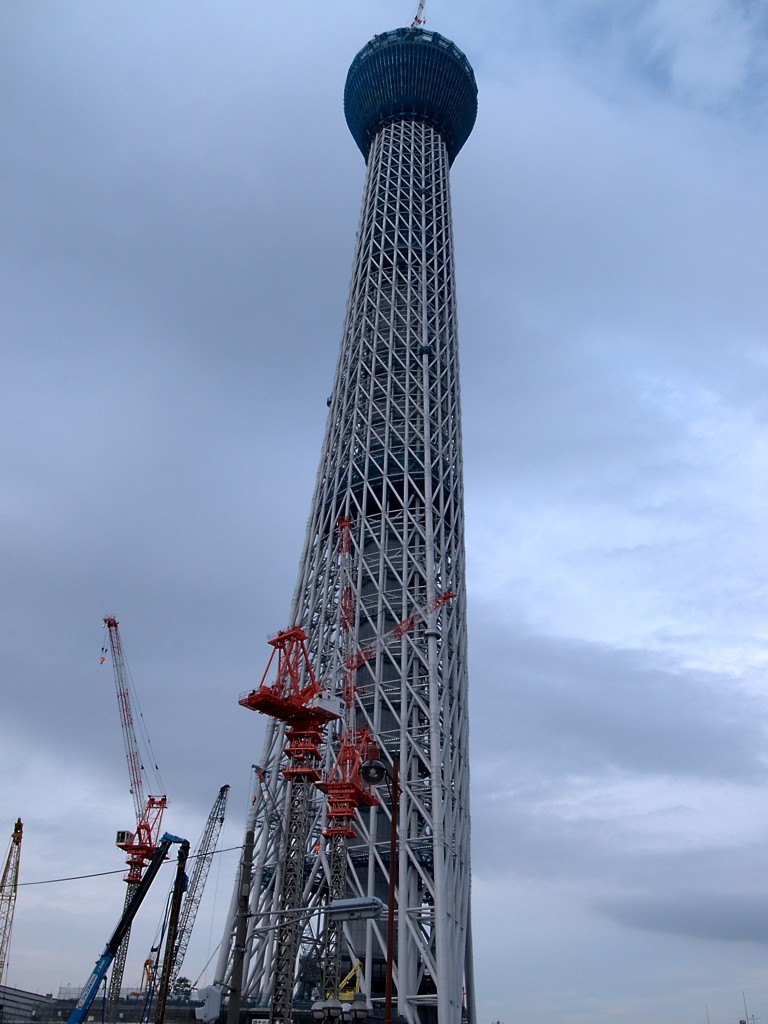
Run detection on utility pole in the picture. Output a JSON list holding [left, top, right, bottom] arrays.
[[226, 828, 254, 1024]]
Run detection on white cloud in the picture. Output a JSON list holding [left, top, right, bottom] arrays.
[[639, 0, 759, 106]]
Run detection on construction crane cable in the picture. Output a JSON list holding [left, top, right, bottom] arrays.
[[204, 816, 225, 972], [113, 640, 165, 797], [190, 943, 222, 991], [100, 621, 165, 798]]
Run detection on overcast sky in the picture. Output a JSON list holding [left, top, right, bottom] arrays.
[[2, 2, 768, 1023]]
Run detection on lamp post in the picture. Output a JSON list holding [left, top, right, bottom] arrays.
[[360, 749, 400, 1024]]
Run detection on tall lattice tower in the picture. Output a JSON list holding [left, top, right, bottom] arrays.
[[219, 24, 477, 1024]]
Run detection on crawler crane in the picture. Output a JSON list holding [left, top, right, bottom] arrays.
[[102, 616, 168, 1014], [68, 834, 187, 1024], [168, 784, 230, 989]]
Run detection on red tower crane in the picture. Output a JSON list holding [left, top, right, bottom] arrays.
[[0, 818, 23, 988], [239, 626, 341, 1024], [102, 616, 168, 1015]]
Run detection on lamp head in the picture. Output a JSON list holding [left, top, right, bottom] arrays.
[[360, 758, 388, 786], [349, 995, 370, 1020]]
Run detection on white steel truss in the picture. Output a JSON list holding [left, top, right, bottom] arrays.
[[219, 107, 474, 1024]]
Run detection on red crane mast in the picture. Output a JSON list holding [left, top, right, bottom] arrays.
[[239, 627, 341, 1024]]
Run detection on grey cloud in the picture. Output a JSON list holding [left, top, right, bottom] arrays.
[[598, 891, 768, 945], [469, 618, 768, 782]]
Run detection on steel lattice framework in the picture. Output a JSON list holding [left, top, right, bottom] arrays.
[[218, 27, 477, 1024]]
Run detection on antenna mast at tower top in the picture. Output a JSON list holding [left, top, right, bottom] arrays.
[[411, 0, 426, 27]]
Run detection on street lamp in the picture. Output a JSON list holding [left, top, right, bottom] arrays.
[[343, 995, 371, 1021], [311, 998, 343, 1020], [326, 897, 385, 922], [348, 995, 372, 1019], [360, 747, 399, 1024], [311, 995, 370, 1022]]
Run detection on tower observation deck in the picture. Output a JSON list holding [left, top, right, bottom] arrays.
[[219, 26, 477, 1024], [344, 27, 477, 164]]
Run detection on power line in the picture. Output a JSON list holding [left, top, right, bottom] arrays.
[[17, 845, 243, 887]]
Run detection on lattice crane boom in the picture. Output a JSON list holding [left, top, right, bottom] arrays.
[[411, 0, 426, 27], [341, 589, 456, 673], [104, 617, 145, 823], [0, 818, 23, 987], [103, 617, 168, 881]]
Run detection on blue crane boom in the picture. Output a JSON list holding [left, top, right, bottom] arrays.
[[67, 833, 185, 1024]]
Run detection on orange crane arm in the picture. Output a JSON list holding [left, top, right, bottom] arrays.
[[342, 589, 456, 672]]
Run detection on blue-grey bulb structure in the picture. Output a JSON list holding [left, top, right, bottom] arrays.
[[344, 27, 477, 165]]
